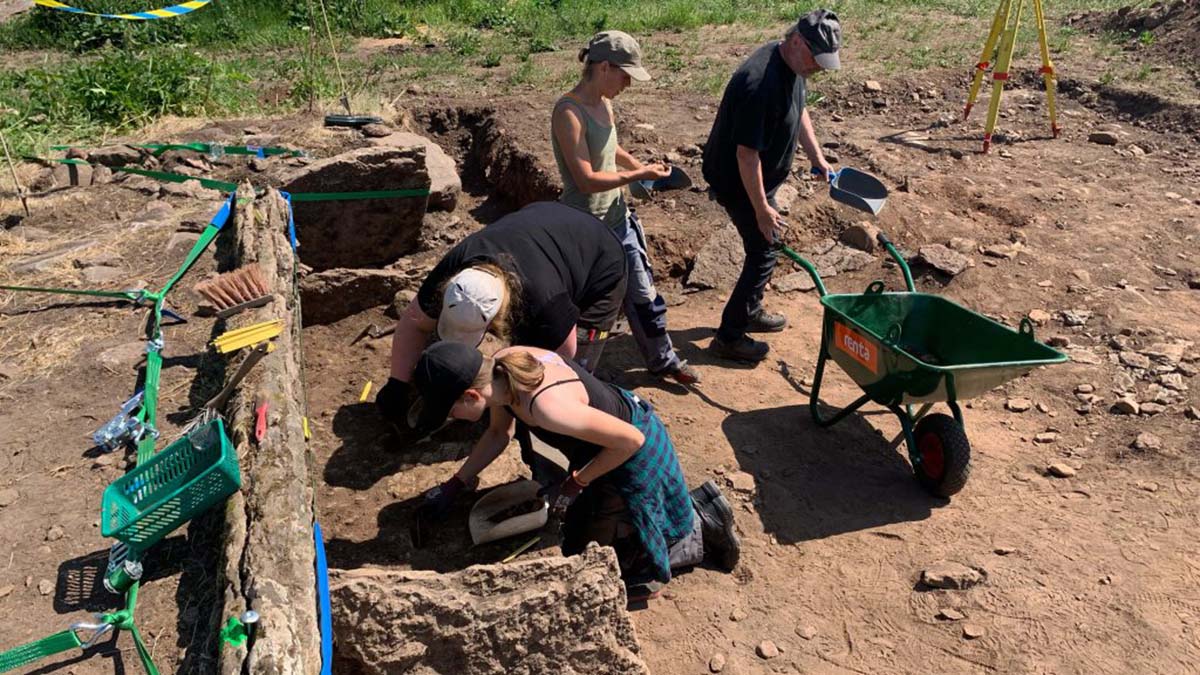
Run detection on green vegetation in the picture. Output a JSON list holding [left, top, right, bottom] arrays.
[[0, 0, 1162, 155]]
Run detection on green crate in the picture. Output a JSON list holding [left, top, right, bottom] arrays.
[[101, 419, 240, 550]]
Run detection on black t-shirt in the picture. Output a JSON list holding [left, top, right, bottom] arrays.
[[702, 41, 806, 203], [417, 201, 627, 350]]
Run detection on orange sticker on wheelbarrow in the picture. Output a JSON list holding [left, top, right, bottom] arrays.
[[834, 322, 878, 374]]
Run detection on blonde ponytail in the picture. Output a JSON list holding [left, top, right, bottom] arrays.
[[470, 350, 545, 396]]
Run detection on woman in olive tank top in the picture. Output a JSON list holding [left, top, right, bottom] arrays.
[[551, 30, 701, 386]]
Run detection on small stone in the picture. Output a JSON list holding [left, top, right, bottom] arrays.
[[1048, 336, 1070, 348], [1133, 432, 1163, 452], [38, 579, 53, 596], [993, 546, 1017, 556], [1060, 309, 1092, 327], [774, 271, 816, 293], [863, 80, 883, 92], [983, 244, 1018, 260], [1075, 384, 1095, 394], [795, 625, 817, 640], [1119, 352, 1151, 370], [361, 123, 394, 138], [248, 157, 269, 172], [729, 607, 748, 622], [45, 526, 64, 542], [0, 488, 18, 507], [0, 585, 13, 598], [756, 640, 780, 660], [1088, 131, 1119, 145], [921, 561, 984, 590], [962, 624, 986, 639], [937, 608, 966, 621], [1136, 481, 1159, 493], [1006, 398, 1033, 412], [947, 237, 977, 253], [1186, 407, 1200, 421], [840, 222, 881, 252], [917, 244, 972, 276], [1034, 432, 1059, 444], [709, 653, 726, 673], [1036, 402, 1051, 414], [1139, 402, 1166, 416], [1027, 309, 1052, 325], [1160, 373, 1186, 391], [1047, 463, 1076, 478], [726, 471, 756, 495]]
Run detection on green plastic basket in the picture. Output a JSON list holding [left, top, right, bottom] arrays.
[[101, 418, 240, 550]]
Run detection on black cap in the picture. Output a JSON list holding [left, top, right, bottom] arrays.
[[796, 9, 841, 70], [411, 341, 483, 432]]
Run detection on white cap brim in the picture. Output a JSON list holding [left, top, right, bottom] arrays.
[[620, 64, 651, 81], [814, 51, 840, 71]]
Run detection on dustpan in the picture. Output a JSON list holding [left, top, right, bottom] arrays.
[[468, 480, 548, 545], [628, 165, 693, 200], [820, 167, 888, 215]]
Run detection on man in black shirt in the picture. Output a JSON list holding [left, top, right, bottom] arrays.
[[702, 9, 842, 362], [376, 201, 627, 424]]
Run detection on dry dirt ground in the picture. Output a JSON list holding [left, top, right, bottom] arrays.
[[3, 8, 1200, 675]]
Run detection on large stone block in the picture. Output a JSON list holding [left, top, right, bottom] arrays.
[[367, 131, 462, 211], [298, 267, 419, 326], [330, 544, 649, 675], [281, 147, 431, 270]]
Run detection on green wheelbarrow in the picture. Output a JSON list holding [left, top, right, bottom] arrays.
[[780, 232, 1067, 497]]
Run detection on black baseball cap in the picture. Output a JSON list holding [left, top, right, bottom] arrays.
[[796, 9, 842, 71], [410, 341, 483, 433]]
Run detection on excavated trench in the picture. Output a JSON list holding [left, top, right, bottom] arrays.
[[290, 107, 652, 674]]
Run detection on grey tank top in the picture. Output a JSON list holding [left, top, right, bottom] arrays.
[[551, 94, 629, 230]]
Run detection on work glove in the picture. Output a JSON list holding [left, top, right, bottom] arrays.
[[374, 378, 411, 429], [417, 475, 471, 523], [539, 472, 588, 518]]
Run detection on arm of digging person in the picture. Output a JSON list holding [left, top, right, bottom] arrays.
[[454, 407, 517, 483], [389, 301, 437, 381], [534, 403, 644, 485], [736, 145, 780, 240], [797, 108, 832, 177]]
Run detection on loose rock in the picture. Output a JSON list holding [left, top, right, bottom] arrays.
[[1034, 432, 1059, 444], [361, 123, 395, 138], [726, 471, 756, 495], [937, 608, 966, 621], [756, 641, 780, 660], [917, 244, 971, 276], [962, 624, 986, 639], [1027, 309, 1052, 325], [0, 488, 18, 507], [1119, 352, 1151, 370], [688, 223, 744, 290], [37, 579, 53, 596], [863, 80, 883, 92], [1060, 309, 1092, 327], [1047, 463, 1076, 478], [709, 653, 726, 673], [1133, 432, 1162, 452], [921, 561, 984, 590], [1111, 397, 1140, 415], [1088, 131, 1120, 145], [729, 607, 748, 622], [1139, 402, 1166, 416], [795, 625, 817, 640], [774, 271, 816, 293], [1006, 398, 1033, 413], [840, 222, 880, 252], [45, 525, 64, 542]]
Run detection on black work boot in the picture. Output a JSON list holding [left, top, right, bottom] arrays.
[[709, 335, 770, 363], [747, 309, 788, 333], [690, 480, 740, 572]]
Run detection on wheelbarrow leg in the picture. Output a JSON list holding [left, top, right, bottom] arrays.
[[808, 338, 873, 428]]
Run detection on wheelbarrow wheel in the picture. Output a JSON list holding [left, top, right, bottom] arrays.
[[912, 413, 971, 497]]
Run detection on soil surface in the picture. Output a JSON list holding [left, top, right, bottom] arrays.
[[3, 15, 1200, 675]]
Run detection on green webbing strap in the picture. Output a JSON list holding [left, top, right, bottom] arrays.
[[288, 188, 431, 202], [52, 143, 305, 159], [0, 285, 145, 302], [0, 630, 82, 672], [119, 167, 240, 194]]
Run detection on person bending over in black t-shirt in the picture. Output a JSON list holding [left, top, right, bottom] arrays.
[[701, 9, 842, 364], [374, 201, 627, 431]]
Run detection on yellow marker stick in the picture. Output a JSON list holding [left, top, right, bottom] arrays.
[[501, 535, 541, 564], [303, 416, 312, 440], [359, 380, 373, 403]]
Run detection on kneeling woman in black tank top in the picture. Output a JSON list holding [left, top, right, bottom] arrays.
[[409, 341, 740, 599]]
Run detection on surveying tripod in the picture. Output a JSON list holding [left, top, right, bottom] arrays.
[[963, 0, 1061, 152]]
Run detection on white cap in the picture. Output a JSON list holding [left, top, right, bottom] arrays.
[[438, 267, 504, 346]]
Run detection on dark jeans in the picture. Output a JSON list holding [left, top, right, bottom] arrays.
[[712, 191, 780, 343]]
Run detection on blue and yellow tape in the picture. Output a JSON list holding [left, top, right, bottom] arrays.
[[33, 0, 211, 21]]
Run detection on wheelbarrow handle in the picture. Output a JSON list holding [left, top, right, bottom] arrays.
[[779, 246, 829, 297], [875, 232, 916, 292]]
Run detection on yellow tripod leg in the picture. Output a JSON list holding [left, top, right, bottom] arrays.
[[983, 0, 1024, 152], [964, 0, 1010, 120], [1033, 0, 1060, 137]]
